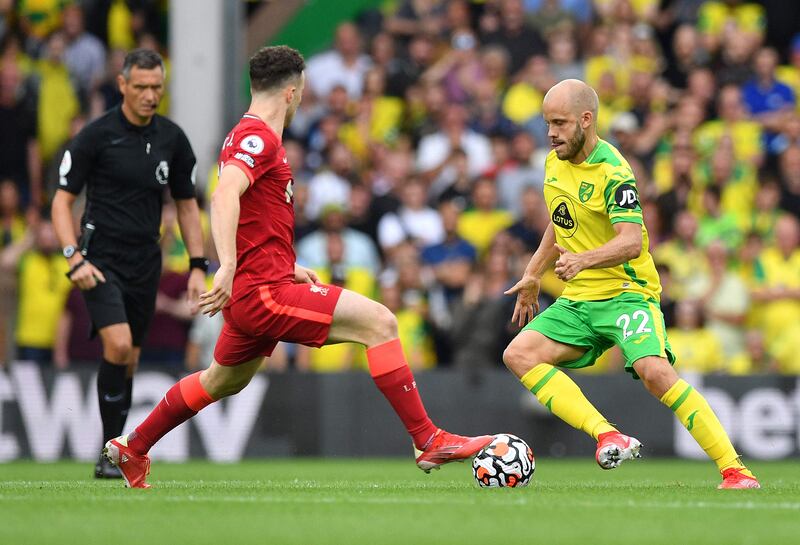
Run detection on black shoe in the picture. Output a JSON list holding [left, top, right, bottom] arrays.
[[94, 452, 123, 479]]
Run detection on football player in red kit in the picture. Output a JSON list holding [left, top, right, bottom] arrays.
[[103, 45, 492, 488]]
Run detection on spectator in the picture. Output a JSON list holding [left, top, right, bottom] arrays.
[[747, 180, 781, 242], [0, 179, 25, 246], [296, 203, 381, 277], [89, 47, 126, 118], [1, 217, 71, 364], [654, 133, 696, 220], [469, 76, 516, 137], [693, 140, 756, 222], [451, 245, 516, 368], [696, 185, 743, 250], [769, 112, 800, 156], [185, 312, 223, 371], [298, 231, 376, 372], [139, 264, 192, 367], [697, 0, 765, 56], [713, 23, 756, 87], [384, 32, 437, 98], [663, 24, 709, 90], [689, 240, 750, 358], [62, 3, 106, 98], [695, 84, 763, 166], [728, 329, 778, 374], [306, 22, 372, 99], [547, 32, 584, 82], [501, 55, 557, 136], [741, 47, 796, 153], [495, 131, 544, 218], [53, 287, 103, 368], [338, 67, 404, 159], [421, 199, 477, 361], [506, 186, 546, 252], [384, 0, 447, 42], [775, 33, 800, 102], [0, 60, 41, 210], [778, 145, 800, 218], [481, 0, 546, 76], [378, 177, 445, 253], [305, 142, 357, 221], [429, 147, 472, 207], [383, 248, 436, 370], [665, 299, 724, 373], [422, 29, 483, 105], [750, 214, 800, 349], [457, 177, 514, 255], [654, 210, 706, 301], [416, 103, 493, 180], [36, 31, 80, 165], [0, 178, 25, 363]]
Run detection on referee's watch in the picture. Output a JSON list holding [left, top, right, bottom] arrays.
[[189, 257, 210, 273], [62, 245, 77, 259]]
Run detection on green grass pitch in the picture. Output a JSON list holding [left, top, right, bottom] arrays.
[[1, 459, 798, 545]]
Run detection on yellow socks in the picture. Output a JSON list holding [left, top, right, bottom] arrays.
[[660, 379, 747, 474], [520, 364, 616, 440]]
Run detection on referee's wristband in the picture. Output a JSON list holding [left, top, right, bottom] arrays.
[[189, 257, 210, 273], [65, 259, 88, 279]]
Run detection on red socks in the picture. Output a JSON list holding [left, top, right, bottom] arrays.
[[128, 341, 437, 454], [366, 339, 437, 450], [128, 372, 215, 455]]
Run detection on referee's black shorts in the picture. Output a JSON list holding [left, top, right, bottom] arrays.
[[81, 244, 161, 346]]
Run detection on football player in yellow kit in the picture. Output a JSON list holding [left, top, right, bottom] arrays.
[[503, 79, 759, 489]]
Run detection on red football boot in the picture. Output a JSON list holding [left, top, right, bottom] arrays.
[[103, 435, 151, 489], [718, 468, 761, 489], [414, 429, 493, 473], [595, 431, 642, 470]]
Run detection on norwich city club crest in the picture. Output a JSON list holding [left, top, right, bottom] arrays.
[[579, 181, 594, 203]]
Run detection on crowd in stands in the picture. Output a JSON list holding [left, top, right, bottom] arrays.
[[2, 0, 800, 375]]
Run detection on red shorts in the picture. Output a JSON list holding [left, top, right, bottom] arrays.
[[213, 282, 343, 366]]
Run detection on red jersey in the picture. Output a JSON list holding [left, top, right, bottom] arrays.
[[218, 113, 296, 300]]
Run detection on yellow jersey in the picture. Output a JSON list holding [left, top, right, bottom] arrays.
[[543, 139, 661, 302]]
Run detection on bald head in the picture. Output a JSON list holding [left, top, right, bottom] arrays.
[[543, 79, 599, 121], [542, 79, 600, 162]]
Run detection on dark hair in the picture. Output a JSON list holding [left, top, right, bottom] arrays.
[[122, 48, 165, 79], [249, 45, 305, 93]]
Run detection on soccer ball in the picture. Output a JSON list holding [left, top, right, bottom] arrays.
[[472, 433, 535, 488]]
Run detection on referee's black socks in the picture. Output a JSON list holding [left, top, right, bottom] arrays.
[[97, 360, 128, 444], [120, 377, 134, 430]]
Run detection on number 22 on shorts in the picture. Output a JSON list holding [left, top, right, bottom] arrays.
[[616, 310, 652, 339]]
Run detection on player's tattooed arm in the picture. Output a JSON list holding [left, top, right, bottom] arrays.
[[554, 222, 643, 281]]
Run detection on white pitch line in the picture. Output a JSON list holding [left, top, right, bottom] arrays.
[[0, 493, 797, 511]]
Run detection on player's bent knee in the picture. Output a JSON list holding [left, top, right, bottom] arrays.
[[370, 303, 399, 343], [634, 356, 677, 397], [503, 344, 535, 378]]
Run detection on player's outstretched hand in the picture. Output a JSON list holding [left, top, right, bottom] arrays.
[[199, 265, 234, 317], [504, 275, 541, 328], [554, 244, 584, 281], [186, 268, 206, 315], [69, 260, 106, 291], [294, 263, 319, 284]]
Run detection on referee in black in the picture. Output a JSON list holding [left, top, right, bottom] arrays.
[[51, 49, 207, 478]]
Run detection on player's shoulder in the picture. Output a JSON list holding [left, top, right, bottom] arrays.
[[230, 116, 281, 153], [588, 140, 634, 182]]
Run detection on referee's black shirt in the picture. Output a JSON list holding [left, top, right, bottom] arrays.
[[58, 105, 197, 251]]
